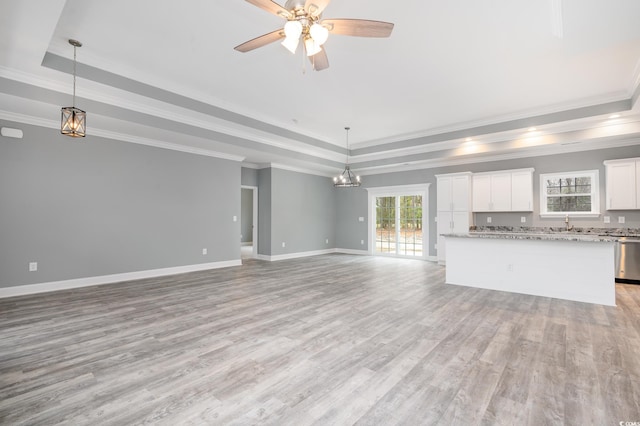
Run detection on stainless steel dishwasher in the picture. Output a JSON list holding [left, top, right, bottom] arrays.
[[615, 237, 640, 284]]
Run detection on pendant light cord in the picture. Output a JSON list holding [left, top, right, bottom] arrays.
[[72, 44, 77, 108], [345, 127, 350, 166]]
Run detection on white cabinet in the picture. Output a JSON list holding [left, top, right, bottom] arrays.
[[511, 170, 534, 211], [471, 175, 491, 212], [472, 168, 534, 212], [605, 158, 640, 210], [436, 172, 472, 264], [437, 174, 470, 212]]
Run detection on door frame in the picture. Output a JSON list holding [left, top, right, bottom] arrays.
[[241, 185, 258, 258], [366, 184, 430, 259]]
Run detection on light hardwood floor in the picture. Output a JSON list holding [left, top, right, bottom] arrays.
[[1, 254, 639, 425]]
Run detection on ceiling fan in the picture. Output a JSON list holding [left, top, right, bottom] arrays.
[[234, 0, 394, 71]]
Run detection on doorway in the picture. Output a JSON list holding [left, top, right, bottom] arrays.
[[240, 186, 258, 259], [367, 184, 429, 259]]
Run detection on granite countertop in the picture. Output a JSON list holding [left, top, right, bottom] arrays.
[[442, 226, 640, 243]]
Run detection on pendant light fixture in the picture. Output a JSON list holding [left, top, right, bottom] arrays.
[[60, 39, 86, 137], [333, 127, 361, 188]]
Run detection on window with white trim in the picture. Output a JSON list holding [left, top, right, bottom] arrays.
[[539, 170, 600, 216]]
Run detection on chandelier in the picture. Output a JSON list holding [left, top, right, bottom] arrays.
[[280, 1, 329, 56], [334, 127, 361, 188], [60, 39, 86, 137]]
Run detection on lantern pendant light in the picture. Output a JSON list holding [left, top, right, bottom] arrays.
[[60, 39, 86, 138]]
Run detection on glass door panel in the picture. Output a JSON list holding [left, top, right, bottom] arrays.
[[376, 196, 396, 253], [375, 194, 423, 257], [398, 195, 423, 257]]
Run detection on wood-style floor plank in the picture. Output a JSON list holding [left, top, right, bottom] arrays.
[[1, 254, 639, 425]]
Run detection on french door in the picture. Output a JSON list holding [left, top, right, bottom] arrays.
[[375, 194, 424, 257]]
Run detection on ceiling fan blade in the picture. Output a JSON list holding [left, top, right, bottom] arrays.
[[304, 0, 331, 17], [322, 19, 394, 37], [245, 0, 292, 19], [309, 48, 329, 71], [234, 29, 285, 52]]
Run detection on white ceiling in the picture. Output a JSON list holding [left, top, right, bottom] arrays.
[[1, 0, 640, 175]]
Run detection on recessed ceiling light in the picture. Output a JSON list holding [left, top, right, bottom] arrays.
[[609, 114, 620, 119], [528, 127, 537, 132]]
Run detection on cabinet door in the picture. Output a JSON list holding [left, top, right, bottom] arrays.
[[472, 175, 492, 212], [451, 175, 470, 211], [511, 171, 533, 211], [452, 211, 470, 234], [607, 162, 636, 210], [490, 173, 512, 211], [437, 177, 452, 211]]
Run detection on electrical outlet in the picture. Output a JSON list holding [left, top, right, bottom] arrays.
[[233, 216, 237, 222], [604, 216, 611, 224], [282, 242, 286, 248], [29, 262, 38, 272], [618, 216, 625, 224], [521, 216, 526, 223], [360, 240, 364, 245], [202, 248, 207, 255], [325, 238, 329, 244], [507, 264, 513, 272], [434, 243, 438, 250], [358, 217, 364, 222], [487, 217, 492, 224]]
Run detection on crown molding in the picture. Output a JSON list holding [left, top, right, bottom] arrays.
[[269, 163, 335, 178], [351, 95, 632, 150], [0, 109, 245, 162], [356, 136, 640, 176]]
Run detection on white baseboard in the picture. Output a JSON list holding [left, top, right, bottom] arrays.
[[257, 248, 337, 262], [335, 248, 370, 256], [0, 259, 242, 299]]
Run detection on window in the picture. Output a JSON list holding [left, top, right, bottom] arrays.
[[539, 170, 600, 216]]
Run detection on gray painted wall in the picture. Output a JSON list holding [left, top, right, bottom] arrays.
[[334, 188, 369, 251], [0, 120, 241, 288], [269, 168, 336, 256], [338, 144, 640, 258], [241, 167, 258, 186], [241, 188, 253, 243], [257, 168, 272, 256]]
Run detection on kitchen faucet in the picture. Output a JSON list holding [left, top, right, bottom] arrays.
[[565, 214, 574, 232]]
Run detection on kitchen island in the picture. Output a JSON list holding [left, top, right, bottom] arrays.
[[443, 231, 618, 306]]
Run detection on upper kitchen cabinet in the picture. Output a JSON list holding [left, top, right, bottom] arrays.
[[437, 172, 472, 212], [511, 169, 534, 211], [472, 168, 534, 212], [604, 158, 640, 210]]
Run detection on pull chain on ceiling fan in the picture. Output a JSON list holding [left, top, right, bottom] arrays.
[[234, 0, 394, 71]]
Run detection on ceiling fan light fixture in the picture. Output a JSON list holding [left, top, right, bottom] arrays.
[[310, 23, 329, 45], [281, 36, 300, 54], [283, 20, 303, 39], [304, 37, 322, 56]]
